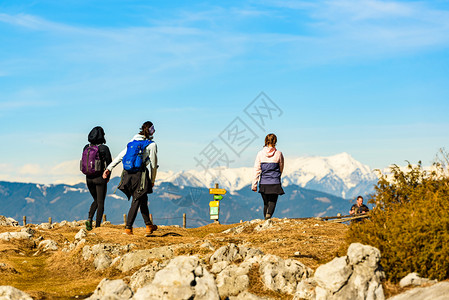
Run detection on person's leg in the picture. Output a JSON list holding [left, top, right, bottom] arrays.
[[94, 177, 107, 227], [266, 194, 279, 218], [126, 196, 140, 229], [261, 193, 270, 219], [86, 178, 97, 230], [138, 194, 152, 225]]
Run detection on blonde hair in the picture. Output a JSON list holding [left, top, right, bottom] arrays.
[[264, 133, 277, 147]]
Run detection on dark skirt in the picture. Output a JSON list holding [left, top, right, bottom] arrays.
[[259, 183, 285, 195]]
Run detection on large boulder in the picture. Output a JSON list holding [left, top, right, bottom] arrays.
[[132, 256, 219, 300], [259, 254, 312, 294], [314, 257, 352, 293], [209, 243, 264, 265], [86, 278, 133, 300], [399, 272, 437, 288], [0, 216, 19, 227], [37, 239, 59, 252], [75, 228, 88, 240], [0, 286, 33, 300], [0, 231, 32, 241], [389, 282, 449, 300], [216, 264, 251, 298], [295, 243, 385, 300], [117, 246, 175, 272], [129, 261, 167, 291]]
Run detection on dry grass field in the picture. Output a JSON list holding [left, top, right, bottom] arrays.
[[0, 218, 401, 299]]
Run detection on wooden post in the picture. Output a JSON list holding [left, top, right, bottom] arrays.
[[183, 213, 186, 228], [123, 214, 127, 225], [214, 183, 220, 224], [149, 214, 153, 224], [48, 217, 52, 225], [102, 214, 107, 223], [23, 216, 26, 226]]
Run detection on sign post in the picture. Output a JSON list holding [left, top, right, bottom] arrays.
[[209, 183, 227, 223]]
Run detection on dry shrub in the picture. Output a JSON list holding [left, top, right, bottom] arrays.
[[346, 157, 449, 282]]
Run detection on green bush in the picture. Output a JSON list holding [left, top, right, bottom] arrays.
[[346, 153, 449, 282]]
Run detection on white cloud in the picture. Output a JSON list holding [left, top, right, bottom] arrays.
[[18, 164, 43, 175]]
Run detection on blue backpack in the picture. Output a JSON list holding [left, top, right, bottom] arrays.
[[122, 140, 152, 173]]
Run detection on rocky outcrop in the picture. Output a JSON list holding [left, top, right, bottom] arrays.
[[0, 286, 33, 300], [86, 279, 133, 300], [0, 216, 19, 227], [209, 243, 264, 265], [399, 272, 437, 288], [388, 282, 449, 300], [81, 243, 135, 271], [0, 263, 18, 274], [37, 239, 59, 252], [132, 256, 219, 300], [215, 263, 252, 298], [116, 246, 175, 272], [260, 254, 312, 294], [129, 261, 167, 291], [294, 243, 385, 300], [0, 229, 33, 241]]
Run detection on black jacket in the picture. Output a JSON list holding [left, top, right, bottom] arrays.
[[118, 168, 153, 200], [84, 126, 112, 178]]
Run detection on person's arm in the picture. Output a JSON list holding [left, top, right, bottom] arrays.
[[147, 142, 158, 186], [349, 205, 355, 215], [102, 148, 126, 179], [251, 152, 261, 191], [279, 151, 284, 174], [100, 145, 113, 180]]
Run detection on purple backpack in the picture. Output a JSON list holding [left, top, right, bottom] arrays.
[[80, 145, 102, 175]]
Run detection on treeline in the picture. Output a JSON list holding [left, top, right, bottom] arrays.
[[345, 150, 449, 282]]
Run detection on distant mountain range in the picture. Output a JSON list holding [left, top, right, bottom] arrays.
[[0, 153, 378, 228], [156, 152, 377, 199]]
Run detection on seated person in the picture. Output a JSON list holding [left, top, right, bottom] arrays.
[[349, 195, 369, 215]]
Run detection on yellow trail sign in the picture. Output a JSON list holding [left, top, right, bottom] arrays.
[[209, 201, 220, 207], [209, 188, 227, 195]]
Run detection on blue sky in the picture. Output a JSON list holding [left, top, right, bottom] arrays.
[[0, 0, 448, 184]]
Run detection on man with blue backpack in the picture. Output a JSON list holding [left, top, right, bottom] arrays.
[[103, 121, 158, 236]]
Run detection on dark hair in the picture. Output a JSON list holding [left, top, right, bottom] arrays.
[[88, 126, 106, 145], [357, 196, 363, 200], [139, 121, 154, 138], [264, 133, 277, 147]]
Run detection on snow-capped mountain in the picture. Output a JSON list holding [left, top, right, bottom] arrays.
[[156, 152, 378, 199]]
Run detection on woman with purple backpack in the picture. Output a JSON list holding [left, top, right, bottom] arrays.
[[81, 126, 112, 231]]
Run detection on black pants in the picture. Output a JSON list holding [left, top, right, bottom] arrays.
[[261, 193, 278, 218], [86, 176, 108, 227], [126, 194, 152, 229]]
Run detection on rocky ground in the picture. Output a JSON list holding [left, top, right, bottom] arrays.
[[0, 216, 447, 299]]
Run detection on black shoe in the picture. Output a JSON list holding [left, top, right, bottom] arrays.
[[85, 220, 93, 231]]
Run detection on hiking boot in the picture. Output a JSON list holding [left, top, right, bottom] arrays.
[[124, 228, 133, 235], [85, 220, 93, 231], [145, 225, 158, 237]]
